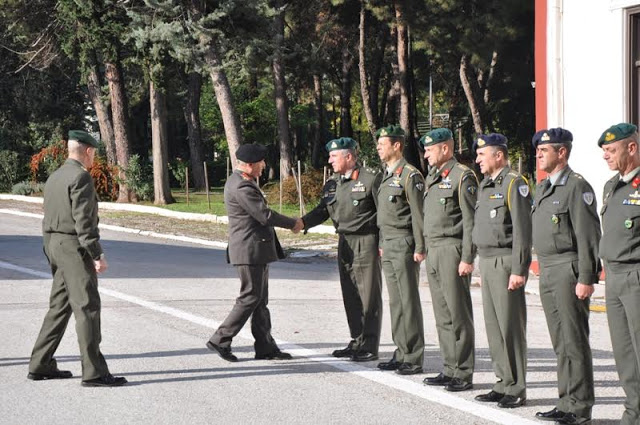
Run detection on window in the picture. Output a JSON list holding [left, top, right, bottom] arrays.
[[631, 11, 640, 127]]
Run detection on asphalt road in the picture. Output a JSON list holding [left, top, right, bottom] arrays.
[[0, 212, 626, 424]]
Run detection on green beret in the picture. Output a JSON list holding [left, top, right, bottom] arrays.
[[68, 130, 99, 148], [598, 123, 638, 147], [420, 128, 453, 147], [375, 124, 405, 140], [325, 137, 358, 152]]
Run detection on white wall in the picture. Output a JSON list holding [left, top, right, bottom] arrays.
[[547, 0, 632, 202]]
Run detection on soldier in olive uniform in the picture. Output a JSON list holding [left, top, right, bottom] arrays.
[[302, 137, 383, 361], [472, 133, 531, 408], [28, 130, 127, 387], [531, 128, 600, 425], [375, 124, 426, 375], [598, 123, 640, 425], [420, 128, 478, 392], [207, 144, 304, 362]]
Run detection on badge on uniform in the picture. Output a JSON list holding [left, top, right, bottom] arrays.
[[551, 214, 559, 224], [389, 178, 402, 188], [625, 218, 634, 229], [489, 193, 504, 200], [490, 209, 497, 218], [352, 181, 366, 192], [582, 192, 594, 205], [439, 198, 446, 205], [518, 185, 530, 197], [467, 185, 477, 195], [438, 183, 452, 189], [630, 191, 640, 199], [353, 200, 359, 206], [416, 182, 424, 191]]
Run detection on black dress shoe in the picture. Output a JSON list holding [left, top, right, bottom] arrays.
[[474, 390, 505, 402], [423, 372, 452, 386], [27, 369, 73, 381], [497, 395, 526, 408], [445, 377, 473, 392], [377, 358, 401, 371], [81, 374, 127, 387], [206, 341, 238, 362], [395, 363, 423, 375], [555, 413, 591, 424], [350, 351, 378, 362], [255, 350, 293, 360], [535, 408, 566, 421], [332, 341, 356, 358]]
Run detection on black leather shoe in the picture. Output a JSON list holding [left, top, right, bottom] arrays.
[[395, 363, 423, 375], [350, 351, 378, 362], [27, 369, 73, 381], [474, 390, 505, 402], [555, 413, 591, 424], [423, 372, 452, 386], [332, 342, 356, 358], [81, 374, 127, 387], [535, 408, 566, 421], [206, 341, 238, 362], [445, 377, 473, 392], [497, 395, 526, 408], [377, 358, 401, 370], [255, 350, 293, 360]]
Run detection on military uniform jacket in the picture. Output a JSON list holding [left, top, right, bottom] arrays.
[[224, 170, 297, 265], [472, 167, 532, 276], [423, 158, 478, 264], [376, 158, 425, 254], [303, 165, 382, 234], [532, 167, 601, 283], [42, 158, 102, 260], [599, 168, 640, 271]]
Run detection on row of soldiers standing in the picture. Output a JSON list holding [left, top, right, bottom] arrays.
[[302, 122, 640, 425]]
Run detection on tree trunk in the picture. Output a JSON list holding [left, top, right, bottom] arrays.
[[273, 0, 293, 178], [104, 60, 135, 202], [384, 26, 399, 125], [460, 54, 485, 134], [340, 44, 354, 138], [86, 61, 116, 165], [312, 73, 325, 169], [149, 79, 174, 205], [359, 0, 377, 140], [183, 72, 206, 189]]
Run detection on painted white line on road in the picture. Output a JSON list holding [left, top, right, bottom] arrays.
[[1, 259, 538, 425]]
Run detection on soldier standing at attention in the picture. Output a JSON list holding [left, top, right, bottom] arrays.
[[375, 124, 426, 375], [206, 143, 304, 362], [598, 123, 640, 425], [28, 130, 127, 387], [472, 133, 531, 408], [531, 128, 599, 425], [302, 137, 383, 362], [420, 128, 478, 392]]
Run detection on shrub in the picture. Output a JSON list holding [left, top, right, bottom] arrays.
[[169, 158, 189, 189], [11, 180, 45, 196], [0, 150, 22, 192], [120, 154, 153, 201], [89, 156, 119, 202], [263, 169, 325, 206], [30, 141, 67, 182]]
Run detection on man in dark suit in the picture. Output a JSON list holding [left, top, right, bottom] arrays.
[[28, 130, 127, 387], [206, 143, 304, 362]]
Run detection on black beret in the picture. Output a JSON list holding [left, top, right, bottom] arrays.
[[532, 127, 573, 149], [473, 133, 508, 152], [236, 143, 267, 163], [68, 130, 99, 148]]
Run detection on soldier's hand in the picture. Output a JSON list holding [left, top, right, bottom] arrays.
[[414, 252, 425, 263], [291, 218, 304, 234], [94, 257, 108, 274], [576, 283, 595, 300], [458, 261, 474, 276], [508, 274, 525, 291]]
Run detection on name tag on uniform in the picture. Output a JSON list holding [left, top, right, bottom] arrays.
[[489, 193, 504, 200]]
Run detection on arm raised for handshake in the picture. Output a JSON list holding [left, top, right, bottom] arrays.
[[291, 218, 305, 234]]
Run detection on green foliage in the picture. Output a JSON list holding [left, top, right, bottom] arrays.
[[120, 154, 153, 201], [169, 158, 190, 189], [11, 180, 45, 196], [0, 150, 24, 192]]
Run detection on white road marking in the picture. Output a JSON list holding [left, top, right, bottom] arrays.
[[1, 259, 538, 425]]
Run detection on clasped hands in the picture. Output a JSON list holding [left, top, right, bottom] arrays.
[[291, 218, 304, 234]]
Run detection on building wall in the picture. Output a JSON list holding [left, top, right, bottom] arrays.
[[547, 0, 633, 201]]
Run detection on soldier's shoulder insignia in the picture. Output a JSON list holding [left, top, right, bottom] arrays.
[[467, 185, 477, 195], [583, 192, 594, 205], [573, 172, 584, 180], [518, 185, 530, 197], [415, 181, 424, 191]]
